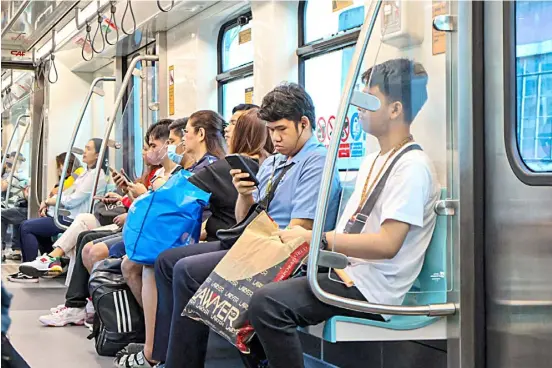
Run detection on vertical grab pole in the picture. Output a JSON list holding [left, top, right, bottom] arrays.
[[4, 118, 31, 208], [307, 1, 383, 309], [53, 77, 116, 230], [88, 55, 159, 213], [32, 109, 45, 208], [1, 114, 29, 173]]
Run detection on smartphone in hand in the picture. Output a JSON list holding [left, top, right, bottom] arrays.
[[109, 167, 129, 191], [226, 154, 259, 186]]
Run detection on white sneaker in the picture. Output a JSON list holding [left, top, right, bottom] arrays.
[[85, 298, 95, 315], [84, 298, 95, 330], [38, 306, 86, 327], [19, 254, 62, 278], [50, 304, 65, 313]]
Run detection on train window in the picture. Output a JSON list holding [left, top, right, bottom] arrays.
[[513, 1, 552, 173], [303, 0, 365, 44], [299, 1, 366, 171], [217, 13, 254, 120]]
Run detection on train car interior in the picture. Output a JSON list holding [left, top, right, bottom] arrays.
[[1, 1, 551, 368]]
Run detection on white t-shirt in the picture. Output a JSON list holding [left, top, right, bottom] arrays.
[[336, 143, 440, 319]]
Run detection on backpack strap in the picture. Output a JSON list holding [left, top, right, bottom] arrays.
[[344, 144, 422, 234]]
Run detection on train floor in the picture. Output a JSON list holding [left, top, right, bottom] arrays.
[[1, 262, 245, 368]]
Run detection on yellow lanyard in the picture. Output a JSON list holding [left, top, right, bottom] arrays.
[[351, 135, 414, 220]]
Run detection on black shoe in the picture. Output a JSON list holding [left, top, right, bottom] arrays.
[[6, 272, 38, 283]]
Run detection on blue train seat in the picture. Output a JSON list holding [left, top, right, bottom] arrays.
[[305, 189, 449, 342]]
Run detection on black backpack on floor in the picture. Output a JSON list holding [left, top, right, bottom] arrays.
[[87, 257, 145, 356]]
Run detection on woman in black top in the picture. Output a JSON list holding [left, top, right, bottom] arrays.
[[114, 108, 272, 367], [188, 108, 271, 240]]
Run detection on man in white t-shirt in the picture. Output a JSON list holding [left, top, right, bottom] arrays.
[[246, 58, 440, 368]]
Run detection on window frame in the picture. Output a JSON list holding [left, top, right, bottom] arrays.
[[216, 11, 254, 116], [297, 0, 364, 85], [504, 1, 552, 185]]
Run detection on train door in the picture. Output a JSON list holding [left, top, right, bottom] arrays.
[[484, 2, 552, 367]]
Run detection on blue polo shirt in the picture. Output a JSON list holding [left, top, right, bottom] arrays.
[[253, 136, 342, 230]]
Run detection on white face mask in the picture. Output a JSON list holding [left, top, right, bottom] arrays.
[[167, 144, 183, 164]]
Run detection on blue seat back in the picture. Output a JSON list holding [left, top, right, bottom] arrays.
[[337, 175, 357, 219], [403, 188, 447, 306]]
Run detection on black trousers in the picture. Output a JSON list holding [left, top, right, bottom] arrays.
[[1, 207, 27, 250], [65, 229, 118, 308], [248, 274, 384, 368], [1, 333, 30, 368], [152, 241, 227, 366]]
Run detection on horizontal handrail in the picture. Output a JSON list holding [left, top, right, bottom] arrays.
[[1, 0, 32, 37]]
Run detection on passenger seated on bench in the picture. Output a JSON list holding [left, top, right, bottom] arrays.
[[246, 59, 440, 368], [151, 84, 342, 368], [10, 139, 108, 283], [113, 111, 226, 367], [2, 152, 82, 262], [166, 117, 195, 170], [36, 121, 163, 327], [113, 108, 273, 368]]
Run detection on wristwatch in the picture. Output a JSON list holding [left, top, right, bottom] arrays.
[[320, 232, 328, 250]]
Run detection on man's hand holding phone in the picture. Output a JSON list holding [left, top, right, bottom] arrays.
[[230, 169, 256, 197]]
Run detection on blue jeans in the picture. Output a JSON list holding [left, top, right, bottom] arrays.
[[19, 217, 64, 262]]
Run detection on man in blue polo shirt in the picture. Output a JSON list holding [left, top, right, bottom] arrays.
[[150, 84, 342, 368]]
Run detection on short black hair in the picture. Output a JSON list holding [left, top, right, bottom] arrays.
[[361, 59, 428, 123], [149, 118, 173, 142], [232, 104, 259, 114], [169, 117, 188, 138], [258, 83, 315, 131]]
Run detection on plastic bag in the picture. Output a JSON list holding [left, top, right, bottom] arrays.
[[183, 211, 309, 353], [123, 170, 210, 265]]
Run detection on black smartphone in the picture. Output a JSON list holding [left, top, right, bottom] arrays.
[[226, 154, 259, 186], [119, 169, 132, 183], [109, 167, 131, 185]]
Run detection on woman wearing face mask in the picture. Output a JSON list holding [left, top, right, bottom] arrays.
[[10, 139, 108, 283], [167, 117, 194, 169]]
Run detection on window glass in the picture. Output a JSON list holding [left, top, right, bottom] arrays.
[[304, 47, 364, 171], [302, 2, 368, 171], [222, 76, 254, 121], [303, 0, 365, 44], [516, 1, 552, 171], [221, 22, 253, 72]]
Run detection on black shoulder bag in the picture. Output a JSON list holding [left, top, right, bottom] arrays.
[[217, 162, 295, 249]]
